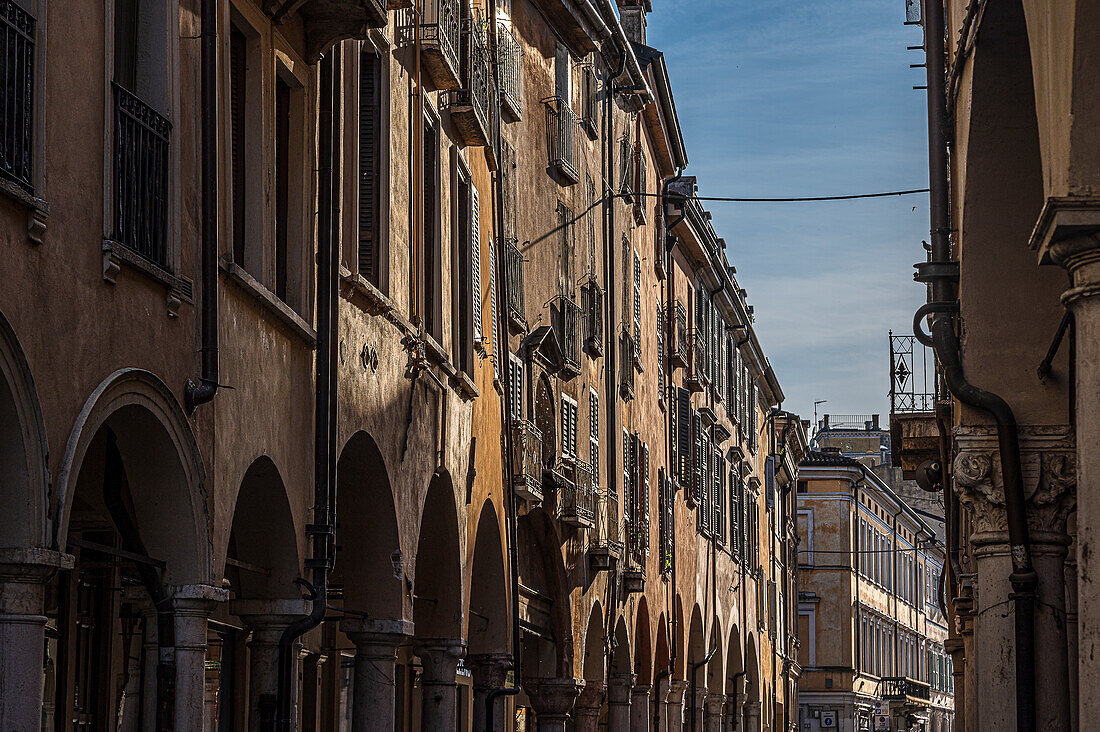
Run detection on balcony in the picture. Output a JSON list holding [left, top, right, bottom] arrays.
[[112, 84, 171, 269], [0, 1, 35, 192], [619, 330, 635, 400], [512, 420, 543, 502], [441, 15, 492, 150], [418, 0, 461, 91], [544, 96, 580, 184], [556, 459, 596, 529], [669, 301, 688, 369], [496, 21, 523, 122], [581, 279, 603, 357], [685, 329, 706, 393], [556, 294, 582, 380], [880, 677, 931, 704], [504, 238, 526, 332]]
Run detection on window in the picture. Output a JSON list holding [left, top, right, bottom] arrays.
[[451, 155, 475, 373], [589, 389, 599, 482], [632, 250, 642, 364], [421, 112, 442, 341], [0, 0, 36, 191], [554, 44, 571, 105], [557, 202, 575, 295], [656, 297, 665, 402], [714, 449, 726, 545], [358, 47, 385, 289], [507, 354, 523, 422], [579, 60, 598, 135], [488, 239, 500, 378], [676, 387, 691, 487], [561, 395, 578, 460], [730, 470, 743, 558]]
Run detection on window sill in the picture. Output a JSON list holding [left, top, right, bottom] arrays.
[[449, 370, 479, 401], [102, 239, 193, 317], [0, 177, 49, 246], [219, 258, 317, 348], [340, 269, 394, 316]]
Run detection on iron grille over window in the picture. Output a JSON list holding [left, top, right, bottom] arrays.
[[496, 21, 523, 121], [0, 0, 34, 191], [557, 294, 582, 379], [582, 279, 603, 356], [544, 96, 579, 184], [619, 329, 635, 400], [113, 83, 171, 268], [504, 237, 526, 330]]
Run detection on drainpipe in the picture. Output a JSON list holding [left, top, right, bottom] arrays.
[[274, 44, 339, 731], [915, 1, 1035, 729], [185, 0, 220, 413]]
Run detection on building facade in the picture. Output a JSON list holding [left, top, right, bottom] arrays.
[[796, 449, 953, 732], [891, 1, 1097, 730], [0, 0, 804, 731]]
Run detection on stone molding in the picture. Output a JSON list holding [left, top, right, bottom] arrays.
[[952, 424, 1076, 537]]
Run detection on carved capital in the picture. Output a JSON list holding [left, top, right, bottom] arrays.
[[1030, 451, 1077, 534], [953, 450, 1005, 535]]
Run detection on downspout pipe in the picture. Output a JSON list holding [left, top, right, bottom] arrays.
[[916, 1, 1035, 729], [185, 0, 220, 413], [274, 45, 339, 731]]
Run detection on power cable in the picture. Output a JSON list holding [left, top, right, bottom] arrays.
[[638, 188, 929, 203]]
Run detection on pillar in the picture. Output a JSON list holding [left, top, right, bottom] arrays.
[[744, 700, 761, 732], [688, 686, 706, 732], [574, 680, 606, 732], [631, 683, 652, 731], [665, 679, 688, 732], [468, 653, 513, 732], [704, 694, 725, 732], [524, 677, 583, 732], [414, 638, 466, 730], [232, 599, 312, 732], [167, 584, 228, 732], [608, 673, 637, 732], [341, 618, 413, 732], [0, 549, 72, 732]]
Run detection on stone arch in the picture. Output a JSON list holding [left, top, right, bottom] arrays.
[[611, 615, 632, 677], [706, 614, 724, 692], [0, 309, 49, 548], [725, 622, 744, 702], [960, 0, 1065, 424], [687, 604, 705, 669], [413, 470, 464, 640], [54, 368, 211, 585], [745, 633, 760, 706], [633, 596, 652, 682], [334, 431, 405, 620], [673, 594, 686, 679], [516, 507, 573, 677], [581, 602, 606, 682], [224, 456, 301, 600], [654, 612, 670, 684], [467, 498, 509, 656]]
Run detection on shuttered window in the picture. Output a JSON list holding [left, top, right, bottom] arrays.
[[561, 395, 578, 460], [714, 449, 725, 545], [677, 388, 691, 487], [507, 354, 523, 422], [622, 430, 631, 510], [633, 251, 641, 362], [358, 49, 383, 286], [640, 441, 650, 556], [656, 298, 665, 400], [488, 240, 500, 379], [471, 185, 483, 346], [230, 25, 247, 268], [692, 411, 703, 505], [730, 470, 742, 557], [589, 389, 599, 483]]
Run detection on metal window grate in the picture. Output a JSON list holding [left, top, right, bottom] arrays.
[[544, 96, 579, 183], [0, 0, 35, 191], [113, 83, 171, 268]]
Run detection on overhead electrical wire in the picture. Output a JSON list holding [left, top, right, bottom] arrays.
[[637, 187, 930, 203]]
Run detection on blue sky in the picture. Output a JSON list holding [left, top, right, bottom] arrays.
[[646, 0, 931, 424]]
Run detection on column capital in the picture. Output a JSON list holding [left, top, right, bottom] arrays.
[[341, 616, 414, 639], [692, 685, 708, 708], [413, 637, 466, 685], [667, 678, 689, 702], [231, 598, 311, 643], [1028, 196, 1100, 274], [467, 652, 513, 692], [574, 680, 606, 716], [524, 677, 584, 721], [0, 549, 73, 615], [705, 693, 726, 714], [607, 673, 637, 704]]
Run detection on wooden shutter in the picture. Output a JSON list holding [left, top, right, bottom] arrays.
[[714, 449, 725, 543], [589, 390, 599, 483], [230, 26, 247, 267], [633, 251, 641, 360], [622, 430, 630, 508], [358, 50, 382, 283], [489, 240, 499, 378], [677, 388, 691, 486], [471, 186, 483, 345], [656, 299, 665, 396], [692, 411, 703, 505], [641, 441, 650, 556]]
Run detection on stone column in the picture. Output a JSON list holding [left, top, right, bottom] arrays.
[[341, 618, 413, 732], [665, 679, 688, 732], [688, 686, 706, 731], [704, 693, 725, 732], [743, 700, 761, 732], [631, 683, 652, 731], [1043, 222, 1099, 725], [608, 673, 637, 732], [954, 435, 1076, 731], [0, 549, 73, 732], [524, 677, 583, 732], [574, 680, 606, 732], [232, 599, 312, 732], [414, 638, 466, 730], [167, 584, 228, 732], [468, 653, 513, 732]]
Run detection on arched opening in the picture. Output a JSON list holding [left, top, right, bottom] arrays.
[[634, 597, 652, 683], [226, 457, 301, 600], [0, 311, 48, 549], [654, 613, 670, 684], [49, 370, 210, 730], [582, 603, 606, 682], [725, 623, 744, 704], [744, 634, 760, 731], [673, 595, 686, 680], [413, 471, 463, 639], [705, 616, 723, 695], [516, 509, 573, 681], [611, 616, 632, 678], [468, 499, 509, 656]]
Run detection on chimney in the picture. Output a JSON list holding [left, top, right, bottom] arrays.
[[617, 2, 648, 45], [872, 414, 880, 429]]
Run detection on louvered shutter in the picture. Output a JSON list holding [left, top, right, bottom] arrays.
[[714, 449, 724, 542], [656, 300, 665, 396], [665, 473, 674, 567], [633, 252, 641, 360], [731, 472, 741, 556], [677, 388, 691, 486], [589, 391, 599, 483], [358, 50, 381, 283], [489, 240, 500, 378], [471, 186, 483, 344], [569, 401, 578, 459], [622, 430, 630, 506], [641, 442, 650, 556], [692, 411, 703, 505], [230, 27, 247, 267]]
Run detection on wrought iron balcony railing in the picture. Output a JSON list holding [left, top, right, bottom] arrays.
[[557, 458, 596, 529], [879, 677, 931, 703], [669, 301, 688, 369], [112, 83, 171, 269], [441, 14, 492, 149], [619, 329, 635, 400], [0, 0, 35, 192], [512, 420, 543, 502], [419, 0, 461, 91], [496, 21, 523, 122], [504, 237, 526, 332], [685, 328, 706, 393], [544, 96, 579, 184], [604, 490, 622, 556], [557, 293, 581, 379], [582, 279, 603, 356]]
